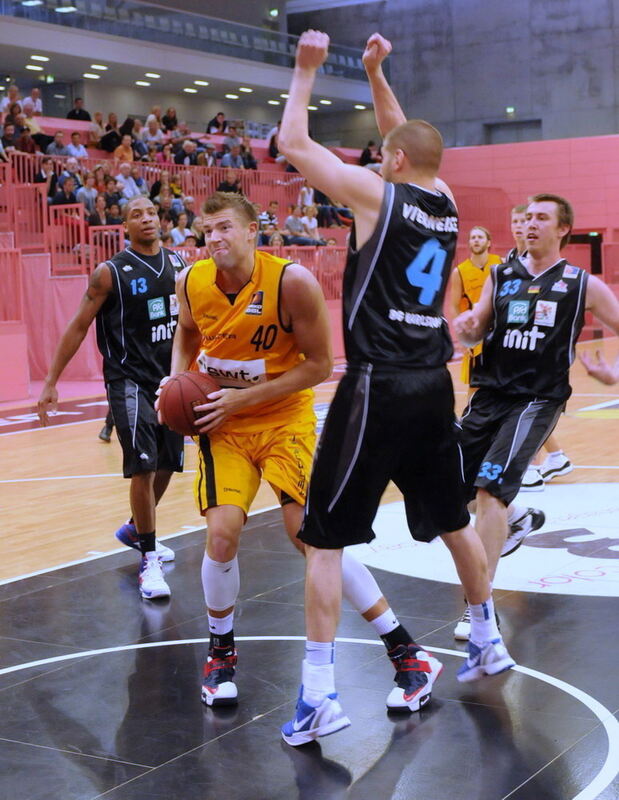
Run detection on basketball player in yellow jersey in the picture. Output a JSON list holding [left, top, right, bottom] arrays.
[[450, 226, 501, 391], [169, 191, 430, 709]]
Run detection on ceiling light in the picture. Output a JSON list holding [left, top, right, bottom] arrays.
[[30, 55, 49, 62], [184, 87, 198, 93], [280, 93, 289, 98], [53, 93, 66, 99], [238, 87, 253, 93], [55, 4, 77, 12], [194, 80, 209, 86], [21, 1, 44, 5], [145, 72, 160, 78], [90, 64, 108, 71], [319, 99, 332, 105], [354, 104, 366, 110], [269, 8, 278, 17], [268, 100, 280, 106], [307, 105, 318, 111], [505, 105, 515, 114], [83, 73, 100, 79], [225, 93, 239, 99], [26, 65, 43, 71], [136, 81, 151, 86]]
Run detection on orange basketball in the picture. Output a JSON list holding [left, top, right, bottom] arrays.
[[159, 371, 220, 436]]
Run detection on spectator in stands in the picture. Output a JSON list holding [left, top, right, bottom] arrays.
[[88, 193, 110, 226], [67, 97, 91, 122], [198, 142, 217, 167], [269, 231, 285, 247], [100, 112, 121, 153], [170, 212, 191, 246], [106, 112, 119, 133], [50, 176, 77, 206], [0, 139, 8, 162], [223, 125, 241, 152], [0, 84, 21, 117], [114, 133, 134, 162], [184, 234, 197, 247], [106, 202, 122, 224], [131, 119, 148, 158], [313, 187, 342, 228], [1, 122, 16, 151], [92, 165, 107, 192], [284, 205, 323, 245], [298, 179, 314, 209], [190, 215, 205, 247], [240, 136, 257, 170], [22, 87, 43, 117], [142, 142, 159, 163], [89, 111, 105, 147], [301, 204, 323, 241], [258, 199, 280, 229], [45, 130, 68, 157], [258, 222, 277, 245], [156, 192, 176, 220], [76, 172, 98, 214], [104, 177, 122, 209], [268, 120, 287, 165], [181, 196, 196, 227], [359, 139, 382, 169], [115, 162, 140, 203], [162, 107, 179, 132], [59, 157, 83, 190], [66, 131, 89, 159], [325, 237, 338, 246], [16, 125, 37, 154], [22, 109, 52, 151], [221, 144, 244, 169], [4, 102, 23, 127], [34, 156, 58, 199], [148, 106, 164, 128], [155, 142, 174, 164], [174, 139, 198, 165], [149, 169, 170, 201], [206, 111, 227, 134], [130, 165, 149, 196], [159, 212, 174, 237], [168, 174, 184, 203], [216, 168, 243, 194], [141, 117, 165, 149]]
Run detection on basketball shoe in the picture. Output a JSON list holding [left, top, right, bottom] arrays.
[[138, 557, 171, 600], [281, 690, 351, 746], [201, 649, 238, 707], [539, 452, 573, 481], [457, 638, 515, 682], [453, 606, 501, 641], [115, 522, 175, 562], [385, 644, 443, 712], [501, 507, 545, 557], [521, 465, 544, 491]]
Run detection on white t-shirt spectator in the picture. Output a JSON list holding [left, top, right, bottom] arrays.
[[22, 95, 43, 116], [301, 215, 319, 235], [298, 186, 314, 208], [171, 227, 191, 246], [66, 142, 89, 158], [141, 127, 164, 147]]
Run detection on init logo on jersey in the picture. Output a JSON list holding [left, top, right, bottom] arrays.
[[151, 318, 177, 342], [502, 325, 546, 351], [245, 291, 264, 315]]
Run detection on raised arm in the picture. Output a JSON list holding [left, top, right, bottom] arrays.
[[452, 270, 495, 348], [37, 263, 112, 425], [362, 33, 406, 137], [278, 30, 384, 248]]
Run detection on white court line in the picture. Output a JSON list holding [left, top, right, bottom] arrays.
[[0, 471, 197, 484], [0, 504, 280, 586], [0, 636, 615, 800]]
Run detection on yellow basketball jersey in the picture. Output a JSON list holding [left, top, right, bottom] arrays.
[[457, 255, 502, 313], [185, 250, 315, 433]]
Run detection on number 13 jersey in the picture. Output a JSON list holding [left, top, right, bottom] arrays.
[[343, 182, 458, 368], [185, 250, 314, 433]]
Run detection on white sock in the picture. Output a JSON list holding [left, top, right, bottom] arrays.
[[208, 610, 234, 636], [507, 504, 527, 525], [370, 607, 399, 637], [302, 659, 335, 707], [469, 596, 500, 646], [547, 450, 563, 458], [305, 640, 335, 666], [341, 550, 382, 614], [201, 553, 240, 611]]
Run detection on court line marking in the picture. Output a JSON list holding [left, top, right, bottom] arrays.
[[0, 505, 280, 586], [0, 635, 615, 800]]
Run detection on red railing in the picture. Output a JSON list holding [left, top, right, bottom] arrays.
[[87, 225, 125, 273], [0, 248, 23, 322], [11, 183, 48, 250], [47, 204, 88, 275]]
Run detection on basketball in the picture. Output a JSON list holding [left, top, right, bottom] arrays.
[[159, 371, 220, 436]]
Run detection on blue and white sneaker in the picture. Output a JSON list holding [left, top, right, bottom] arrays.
[[457, 638, 515, 683], [138, 556, 171, 600], [281, 690, 351, 746], [115, 522, 175, 562]]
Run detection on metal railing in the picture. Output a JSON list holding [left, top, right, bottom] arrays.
[[1, 0, 370, 80]]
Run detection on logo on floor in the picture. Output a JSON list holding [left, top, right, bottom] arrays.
[[348, 483, 619, 597]]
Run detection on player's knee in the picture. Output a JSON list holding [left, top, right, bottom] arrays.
[[206, 525, 240, 562]]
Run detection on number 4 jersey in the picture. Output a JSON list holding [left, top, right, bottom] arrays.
[[184, 250, 314, 433], [343, 182, 458, 368]]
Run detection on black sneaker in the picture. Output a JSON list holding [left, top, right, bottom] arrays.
[[98, 423, 113, 442], [385, 644, 443, 712], [201, 650, 238, 707]]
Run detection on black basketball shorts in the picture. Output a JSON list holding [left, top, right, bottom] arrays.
[[298, 364, 471, 549], [107, 378, 184, 478], [459, 388, 564, 506]]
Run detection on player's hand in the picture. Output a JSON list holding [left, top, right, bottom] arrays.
[[295, 30, 330, 71], [453, 310, 479, 344], [193, 388, 246, 433], [362, 33, 392, 72], [154, 375, 171, 422], [37, 383, 58, 427], [579, 350, 619, 385]]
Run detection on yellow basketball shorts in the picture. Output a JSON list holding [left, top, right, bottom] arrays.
[[194, 421, 316, 515]]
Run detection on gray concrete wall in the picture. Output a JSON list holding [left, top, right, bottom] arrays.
[[288, 0, 619, 146]]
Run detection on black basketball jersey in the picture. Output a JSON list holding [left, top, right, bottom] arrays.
[[95, 247, 186, 389], [343, 182, 457, 368], [472, 257, 588, 400]]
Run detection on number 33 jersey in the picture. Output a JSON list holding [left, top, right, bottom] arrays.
[[343, 182, 458, 368], [185, 250, 314, 433]]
